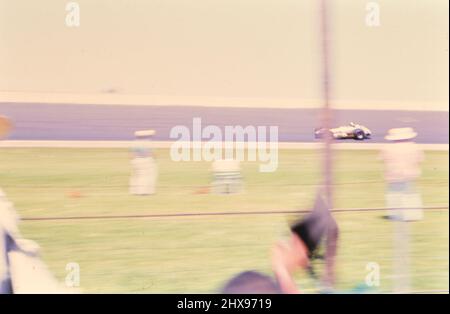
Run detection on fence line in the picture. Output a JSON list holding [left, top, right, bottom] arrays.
[[21, 205, 449, 222]]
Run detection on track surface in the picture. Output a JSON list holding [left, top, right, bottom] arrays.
[[0, 103, 448, 143]]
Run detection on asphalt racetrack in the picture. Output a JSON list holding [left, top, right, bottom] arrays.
[[0, 102, 448, 143]]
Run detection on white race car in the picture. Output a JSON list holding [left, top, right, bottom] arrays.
[[314, 122, 372, 140]]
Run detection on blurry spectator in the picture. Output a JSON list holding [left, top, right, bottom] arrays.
[[273, 193, 338, 293], [380, 128, 424, 221], [0, 189, 17, 293], [270, 232, 309, 293], [130, 130, 158, 195], [0, 189, 42, 293], [221, 271, 282, 294], [211, 159, 242, 194], [381, 127, 424, 293], [0, 189, 73, 294], [1, 118, 15, 293], [1, 117, 74, 294], [222, 193, 337, 294]]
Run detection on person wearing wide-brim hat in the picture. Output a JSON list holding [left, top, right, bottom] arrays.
[[381, 127, 424, 293], [129, 129, 158, 195], [380, 127, 424, 221]]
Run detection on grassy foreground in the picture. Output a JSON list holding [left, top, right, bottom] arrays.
[[0, 148, 448, 293]]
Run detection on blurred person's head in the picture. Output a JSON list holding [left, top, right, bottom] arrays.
[[221, 271, 282, 294], [385, 127, 417, 142], [0, 116, 12, 140], [271, 192, 337, 292]]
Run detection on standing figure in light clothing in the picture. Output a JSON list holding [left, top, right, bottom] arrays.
[[0, 189, 72, 294], [380, 127, 424, 222], [1, 117, 72, 293], [380, 127, 424, 293], [130, 130, 158, 195], [0, 115, 14, 293]]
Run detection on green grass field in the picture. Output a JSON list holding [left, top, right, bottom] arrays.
[[0, 148, 448, 293]]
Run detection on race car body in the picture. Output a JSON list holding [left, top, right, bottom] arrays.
[[314, 122, 371, 140]]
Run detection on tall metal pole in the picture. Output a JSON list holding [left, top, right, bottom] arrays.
[[319, 0, 337, 289], [320, 0, 332, 206]]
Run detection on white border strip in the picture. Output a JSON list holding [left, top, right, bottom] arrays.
[[0, 140, 448, 151]]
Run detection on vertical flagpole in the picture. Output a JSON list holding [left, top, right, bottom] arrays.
[[319, 0, 337, 289], [320, 0, 332, 204]]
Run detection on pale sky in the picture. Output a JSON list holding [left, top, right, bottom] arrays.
[[0, 0, 448, 108]]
